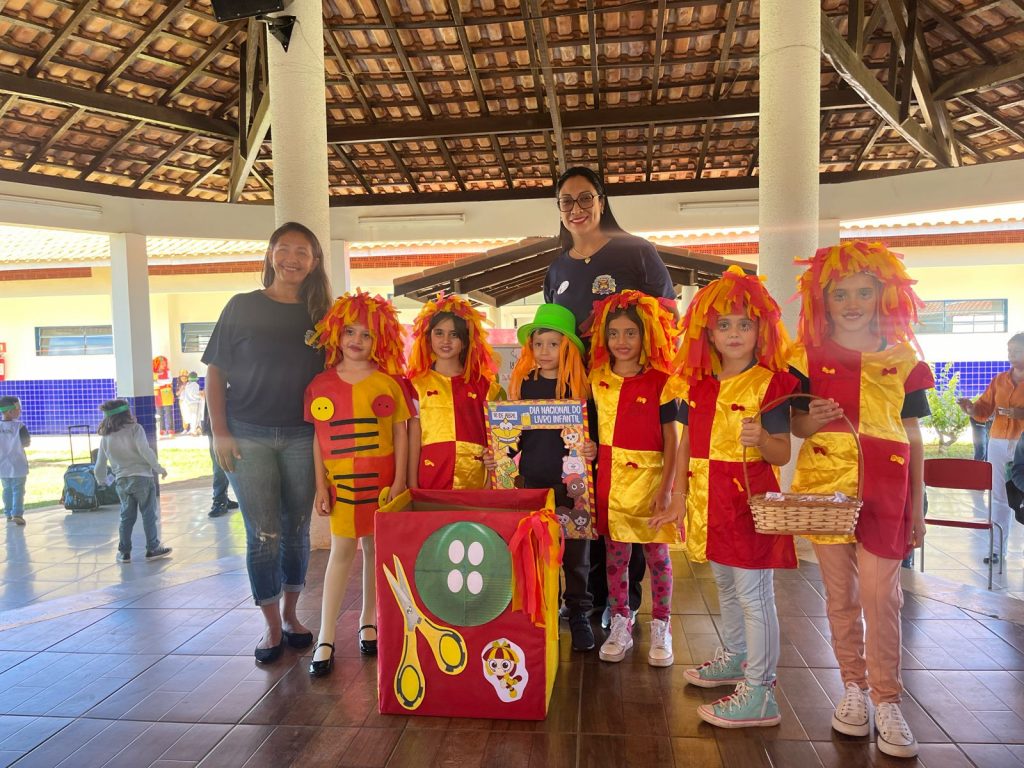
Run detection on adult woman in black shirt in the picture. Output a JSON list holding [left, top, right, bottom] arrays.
[[203, 222, 331, 663], [543, 166, 678, 628]]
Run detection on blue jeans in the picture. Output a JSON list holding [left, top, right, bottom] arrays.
[[710, 561, 780, 686], [209, 432, 230, 503], [2, 476, 26, 518], [116, 475, 161, 555], [226, 417, 315, 606]]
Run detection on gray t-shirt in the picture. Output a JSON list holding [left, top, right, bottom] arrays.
[[94, 423, 163, 481]]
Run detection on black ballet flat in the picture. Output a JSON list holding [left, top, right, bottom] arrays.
[[309, 642, 335, 677], [358, 624, 378, 656], [254, 638, 285, 664], [283, 629, 314, 650]]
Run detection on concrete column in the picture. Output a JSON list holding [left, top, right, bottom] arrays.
[[109, 233, 157, 444], [758, 0, 821, 332], [819, 218, 842, 248], [266, 0, 330, 251], [328, 239, 351, 297]]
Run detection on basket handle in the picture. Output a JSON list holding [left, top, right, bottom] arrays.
[[739, 392, 864, 502]]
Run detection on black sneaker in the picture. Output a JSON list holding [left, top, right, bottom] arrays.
[[145, 546, 172, 560], [208, 502, 229, 518], [984, 553, 1001, 565], [226, 499, 239, 509], [569, 614, 596, 651]]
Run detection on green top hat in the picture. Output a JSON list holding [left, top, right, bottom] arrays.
[[517, 303, 584, 354]]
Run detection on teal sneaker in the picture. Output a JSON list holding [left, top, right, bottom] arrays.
[[684, 646, 747, 688], [698, 680, 781, 728]]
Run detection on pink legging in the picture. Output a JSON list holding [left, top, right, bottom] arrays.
[[606, 538, 672, 621]]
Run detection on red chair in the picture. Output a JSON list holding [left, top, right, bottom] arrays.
[[919, 457, 1003, 590]]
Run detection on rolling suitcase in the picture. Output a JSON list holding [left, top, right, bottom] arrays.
[[62, 424, 99, 511]]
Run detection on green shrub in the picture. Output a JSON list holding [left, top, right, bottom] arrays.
[[922, 362, 970, 454]]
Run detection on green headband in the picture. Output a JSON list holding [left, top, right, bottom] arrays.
[[103, 404, 131, 415], [0, 404, 17, 413]]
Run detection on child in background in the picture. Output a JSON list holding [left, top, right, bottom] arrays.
[[94, 399, 171, 562], [506, 303, 596, 652], [0, 396, 30, 526], [586, 290, 679, 666], [180, 372, 204, 436], [790, 241, 933, 758], [657, 266, 798, 727], [407, 294, 502, 489], [305, 290, 411, 677]]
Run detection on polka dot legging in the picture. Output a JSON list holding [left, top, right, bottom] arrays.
[[606, 538, 672, 621]]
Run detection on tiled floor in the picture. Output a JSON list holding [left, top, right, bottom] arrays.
[[2, 482, 1024, 766]]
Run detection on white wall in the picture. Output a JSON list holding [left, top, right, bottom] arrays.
[[3, 159, 1024, 243]]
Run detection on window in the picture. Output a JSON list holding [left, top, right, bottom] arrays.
[[36, 325, 113, 356], [181, 322, 217, 353], [917, 299, 1008, 334]]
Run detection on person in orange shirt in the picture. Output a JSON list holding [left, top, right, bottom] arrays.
[[959, 332, 1024, 564]]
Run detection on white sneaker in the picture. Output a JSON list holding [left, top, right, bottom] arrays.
[[599, 614, 633, 663], [832, 682, 870, 737], [875, 702, 918, 758], [648, 618, 673, 667]]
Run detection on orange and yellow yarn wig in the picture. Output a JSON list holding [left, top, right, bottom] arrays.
[[308, 289, 406, 373], [509, 335, 590, 400], [584, 289, 678, 374], [407, 293, 499, 384], [673, 265, 791, 395], [794, 240, 923, 350]]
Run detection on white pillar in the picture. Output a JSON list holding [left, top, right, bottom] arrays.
[[267, 0, 330, 251], [109, 233, 157, 442], [758, 0, 821, 332], [328, 239, 351, 297]]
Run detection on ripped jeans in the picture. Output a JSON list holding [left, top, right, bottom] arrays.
[[226, 417, 316, 606]]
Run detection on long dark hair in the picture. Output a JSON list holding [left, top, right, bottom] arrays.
[[429, 311, 469, 367], [98, 399, 135, 435], [262, 222, 332, 322], [555, 166, 627, 251]]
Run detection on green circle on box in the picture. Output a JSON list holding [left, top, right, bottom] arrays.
[[414, 522, 512, 627]]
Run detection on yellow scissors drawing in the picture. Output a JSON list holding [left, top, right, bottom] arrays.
[[382, 554, 468, 710]]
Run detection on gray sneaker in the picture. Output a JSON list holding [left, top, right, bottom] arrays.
[[116, 552, 131, 563], [145, 546, 172, 561]]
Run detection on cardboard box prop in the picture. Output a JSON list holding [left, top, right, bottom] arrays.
[[375, 488, 560, 720], [487, 399, 597, 540]]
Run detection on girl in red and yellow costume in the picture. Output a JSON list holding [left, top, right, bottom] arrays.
[[586, 290, 679, 666], [656, 265, 797, 728], [790, 241, 933, 759], [407, 294, 503, 489], [304, 290, 411, 677]]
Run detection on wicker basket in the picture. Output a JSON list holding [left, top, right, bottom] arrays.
[[742, 393, 863, 536]]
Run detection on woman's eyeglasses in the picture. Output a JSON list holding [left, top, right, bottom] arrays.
[[556, 192, 602, 212]]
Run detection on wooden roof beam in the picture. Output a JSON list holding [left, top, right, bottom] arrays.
[[98, 0, 190, 92], [376, 0, 431, 120], [383, 142, 420, 193], [228, 89, 270, 202], [27, 0, 97, 77], [327, 90, 865, 144], [958, 94, 1024, 142], [854, 119, 886, 169], [524, 0, 566, 176], [81, 119, 144, 179], [848, 0, 866, 55], [933, 50, 1024, 100], [446, 0, 487, 116], [0, 71, 235, 138], [645, 0, 668, 182], [820, 12, 949, 165], [918, 0, 997, 65], [696, 0, 738, 180], [184, 157, 227, 196], [133, 131, 197, 189], [586, 0, 604, 178], [161, 20, 243, 106], [880, 0, 961, 165], [331, 145, 372, 194], [489, 134, 515, 190], [21, 106, 83, 171]]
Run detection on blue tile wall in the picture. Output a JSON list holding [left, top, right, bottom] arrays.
[[0, 378, 204, 436], [930, 360, 1010, 398]]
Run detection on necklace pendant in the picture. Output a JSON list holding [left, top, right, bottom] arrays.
[[584, 257, 591, 264]]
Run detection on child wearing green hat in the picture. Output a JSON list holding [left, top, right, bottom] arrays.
[[493, 303, 598, 652]]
